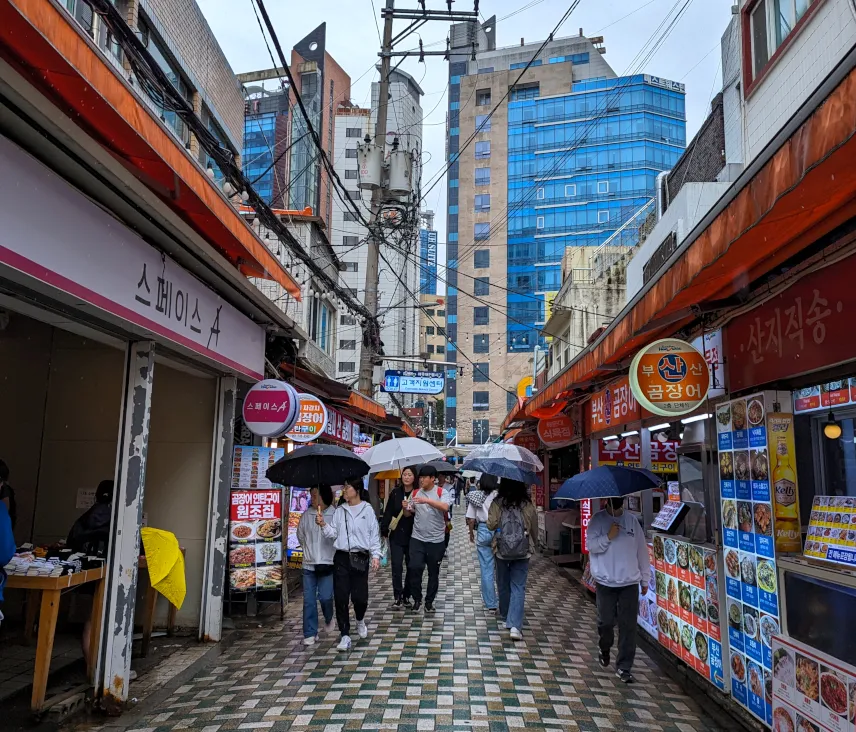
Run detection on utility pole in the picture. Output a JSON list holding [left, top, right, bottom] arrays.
[[358, 0, 479, 397]]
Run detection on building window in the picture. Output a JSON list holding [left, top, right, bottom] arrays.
[[474, 223, 490, 241], [598, 210, 610, 224], [474, 277, 490, 296], [427, 345, 435, 354], [475, 168, 491, 186], [536, 216, 545, 230], [339, 339, 356, 350], [437, 327, 446, 337], [475, 114, 491, 133], [341, 314, 356, 325], [476, 89, 492, 105], [477, 67, 494, 75], [474, 306, 489, 325], [507, 391, 518, 412], [436, 345, 445, 354], [345, 148, 358, 158], [426, 326, 435, 335], [346, 128, 362, 138], [338, 362, 356, 372], [597, 181, 610, 194], [343, 212, 359, 222], [537, 187, 545, 200], [345, 287, 358, 297], [342, 262, 359, 272], [473, 419, 490, 444], [343, 236, 360, 247], [510, 84, 539, 102], [425, 309, 436, 316], [344, 169, 359, 179], [437, 310, 446, 318], [347, 190, 361, 201], [747, 0, 818, 84], [474, 250, 490, 269], [473, 334, 489, 353], [473, 363, 489, 382], [475, 141, 491, 159], [565, 184, 577, 197], [473, 391, 490, 411], [475, 194, 491, 212]]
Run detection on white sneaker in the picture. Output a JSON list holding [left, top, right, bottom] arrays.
[[356, 620, 368, 639], [303, 635, 317, 646], [324, 619, 335, 634], [337, 635, 352, 651], [510, 627, 523, 641]]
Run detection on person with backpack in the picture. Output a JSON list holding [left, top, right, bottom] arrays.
[[487, 479, 538, 641], [408, 464, 451, 614], [465, 474, 498, 614], [380, 465, 418, 610]]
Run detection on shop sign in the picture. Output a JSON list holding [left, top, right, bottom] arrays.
[[512, 431, 539, 453], [354, 433, 373, 457], [517, 376, 534, 398], [629, 339, 710, 417], [286, 394, 328, 443], [580, 498, 592, 554], [537, 413, 574, 448], [692, 329, 727, 399], [383, 369, 444, 395], [725, 258, 856, 392], [771, 635, 856, 732], [1, 137, 266, 379], [590, 376, 640, 433], [285, 488, 311, 570], [597, 438, 679, 474], [651, 535, 725, 690], [794, 379, 856, 414], [716, 393, 781, 726], [805, 496, 856, 568], [242, 380, 300, 437], [321, 406, 360, 447], [668, 480, 681, 502]]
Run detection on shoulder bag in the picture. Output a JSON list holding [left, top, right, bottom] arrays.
[[388, 489, 409, 533], [344, 507, 370, 573]]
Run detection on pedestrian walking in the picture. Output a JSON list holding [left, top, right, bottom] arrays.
[[380, 465, 418, 610], [487, 479, 537, 641], [297, 485, 336, 645], [586, 496, 650, 683], [409, 464, 451, 613], [444, 475, 456, 517], [318, 479, 382, 652], [465, 473, 498, 614]]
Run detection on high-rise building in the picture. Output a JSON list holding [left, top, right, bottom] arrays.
[[446, 22, 686, 443], [241, 86, 290, 207]]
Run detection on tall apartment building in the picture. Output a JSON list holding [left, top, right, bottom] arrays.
[[242, 86, 290, 206], [445, 21, 686, 443], [330, 68, 424, 410]]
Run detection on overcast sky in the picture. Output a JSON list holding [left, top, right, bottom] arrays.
[[200, 0, 735, 280]]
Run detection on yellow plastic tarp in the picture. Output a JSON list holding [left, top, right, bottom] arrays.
[[140, 527, 186, 610]]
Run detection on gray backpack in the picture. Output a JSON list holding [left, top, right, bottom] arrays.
[[497, 501, 529, 559]]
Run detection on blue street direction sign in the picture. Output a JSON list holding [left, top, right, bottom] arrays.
[[383, 369, 445, 395]]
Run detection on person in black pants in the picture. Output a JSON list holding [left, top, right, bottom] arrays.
[[380, 465, 418, 609], [409, 465, 451, 613]]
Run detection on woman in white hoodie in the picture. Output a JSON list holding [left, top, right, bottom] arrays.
[[317, 479, 381, 651], [296, 485, 337, 646]]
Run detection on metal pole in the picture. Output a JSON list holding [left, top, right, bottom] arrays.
[[358, 0, 395, 396]]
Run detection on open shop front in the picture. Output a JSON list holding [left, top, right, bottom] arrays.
[[720, 246, 856, 731], [0, 134, 264, 712]]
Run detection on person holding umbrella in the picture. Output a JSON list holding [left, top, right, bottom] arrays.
[[586, 496, 651, 683], [466, 473, 498, 614], [297, 485, 336, 645], [409, 464, 451, 613], [380, 465, 418, 610], [317, 479, 381, 652]]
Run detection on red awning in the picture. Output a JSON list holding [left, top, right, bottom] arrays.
[[1, 0, 300, 298]]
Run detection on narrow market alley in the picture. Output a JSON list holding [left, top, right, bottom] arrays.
[[78, 520, 733, 732]]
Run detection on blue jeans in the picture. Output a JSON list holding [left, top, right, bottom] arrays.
[[476, 524, 497, 610], [303, 567, 334, 638], [496, 557, 530, 630]]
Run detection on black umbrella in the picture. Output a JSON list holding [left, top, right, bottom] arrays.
[[424, 459, 460, 475], [266, 444, 369, 487]]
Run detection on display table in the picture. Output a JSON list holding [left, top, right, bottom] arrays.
[[9, 567, 106, 713]]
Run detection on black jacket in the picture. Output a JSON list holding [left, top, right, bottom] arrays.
[[380, 486, 415, 546], [67, 502, 112, 556]]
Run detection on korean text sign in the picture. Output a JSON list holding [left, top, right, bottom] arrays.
[[537, 413, 574, 448], [589, 377, 640, 433], [286, 394, 328, 443], [630, 338, 710, 417]]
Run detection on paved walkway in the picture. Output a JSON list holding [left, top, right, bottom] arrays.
[[109, 518, 727, 732]]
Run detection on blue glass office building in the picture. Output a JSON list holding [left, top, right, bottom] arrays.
[[506, 74, 686, 351], [419, 228, 439, 295], [243, 90, 289, 207]]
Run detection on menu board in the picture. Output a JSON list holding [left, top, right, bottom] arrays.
[[772, 634, 856, 732], [638, 544, 659, 638], [793, 378, 856, 414], [717, 393, 780, 726], [805, 496, 856, 567], [229, 446, 285, 593], [652, 501, 689, 533], [651, 535, 726, 690]]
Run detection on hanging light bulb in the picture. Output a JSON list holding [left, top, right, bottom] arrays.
[[223, 182, 235, 196], [241, 190, 249, 202], [824, 411, 842, 440], [206, 167, 215, 178]]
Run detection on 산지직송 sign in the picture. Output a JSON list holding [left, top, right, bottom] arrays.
[[382, 369, 445, 395], [242, 380, 299, 437], [630, 338, 710, 417], [286, 394, 328, 443]]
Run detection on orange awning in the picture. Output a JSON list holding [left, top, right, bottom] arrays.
[[347, 391, 387, 421], [2, 0, 300, 298], [507, 59, 856, 427]]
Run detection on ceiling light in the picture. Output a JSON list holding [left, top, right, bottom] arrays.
[[602, 435, 619, 441], [648, 423, 670, 432], [681, 413, 712, 425], [824, 411, 842, 440], [621, 430, 639, 437]]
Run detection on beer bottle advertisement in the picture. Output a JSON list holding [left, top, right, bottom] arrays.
[[767, 413, 802, 553]]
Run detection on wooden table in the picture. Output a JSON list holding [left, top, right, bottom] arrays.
[[138, 553, 182, 657], [9, 567, 106, 713]]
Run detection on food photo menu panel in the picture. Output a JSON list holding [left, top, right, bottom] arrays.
[[229, 446, 285, 593], [717, 394, 781, 726], [651, 535, 726, 691], [772, 635, 856, 732], [805, 496, 856, 568]]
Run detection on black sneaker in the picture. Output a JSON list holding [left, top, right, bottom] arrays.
[[616, 670, 636, 684], [598, 652, 610, 668], [425, 603, 436, 614], [392, 597, 404, 610], [411, 600, 422, 613], [403, 598, 413, 610]]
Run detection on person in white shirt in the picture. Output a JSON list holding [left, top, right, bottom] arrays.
[[586, 496, 651, 683], [317, 479, 381, 651], [409, 464, 451, 613], [296, 485, 336, 646], [466, 474, 498, 614]]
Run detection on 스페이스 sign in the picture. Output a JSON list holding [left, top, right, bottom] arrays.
[[630, 339, 710, 417], [242, 379, 299, 437]]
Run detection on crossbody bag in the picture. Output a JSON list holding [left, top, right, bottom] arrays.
[[344, 507, 370, 573]]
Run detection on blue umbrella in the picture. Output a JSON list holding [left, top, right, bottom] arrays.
[[554, 466, 661, 501], [463, 458, 538, 485]]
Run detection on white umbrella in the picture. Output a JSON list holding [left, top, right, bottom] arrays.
[[361, 436, 443, 474]]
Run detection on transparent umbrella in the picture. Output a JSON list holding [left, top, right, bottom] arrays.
[[361, 436, 443, 474], [462, 443, 544, 484]]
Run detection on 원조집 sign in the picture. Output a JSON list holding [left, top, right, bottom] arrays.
[[383, 369, 445, 395]]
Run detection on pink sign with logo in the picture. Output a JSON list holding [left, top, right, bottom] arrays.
[[242, 380, 299, 437]]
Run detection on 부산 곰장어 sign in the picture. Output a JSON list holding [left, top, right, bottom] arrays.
[[630, 338, 710, 417], [286, 394, 328, 443]]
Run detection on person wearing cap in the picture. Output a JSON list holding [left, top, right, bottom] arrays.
[[408, 464, 451, 614]]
